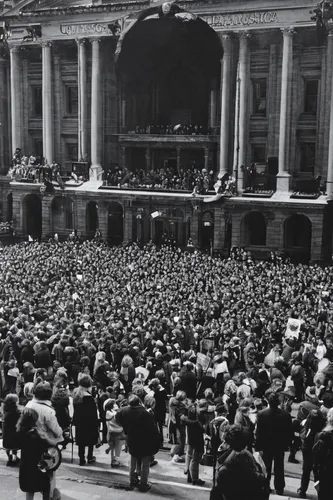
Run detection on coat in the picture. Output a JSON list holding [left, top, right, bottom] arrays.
[[2, 408, 21, 450], [73, 395, 99, 446], [215, 449, 267, 500], [255, 406, 293, 453], [179, 370, 197, 400], [34, 348, 52, 369], [115, 404, 160, 458], [26, 399, 63, 446], [313, 429, 333, 493], [18, 428, 50, 494]]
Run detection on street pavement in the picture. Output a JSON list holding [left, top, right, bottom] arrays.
[[0, 441, 317, 500]]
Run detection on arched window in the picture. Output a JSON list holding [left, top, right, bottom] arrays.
[[243, 211, 266, 246], [86, 201, 99, 234], [22, 194, 42, 240], [284, 214, 311, 249], [108, 202, 123, 245]]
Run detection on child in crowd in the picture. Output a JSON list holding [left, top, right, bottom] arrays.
[[2, 393, 21, 466], [16, 407, 51, 500], [104, 398, 125, 467]]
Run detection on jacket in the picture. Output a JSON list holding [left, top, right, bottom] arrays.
[[34, 348, 52, 369], [2, 408, 21, 450], [73, 394, 99, 446], [115, 404, 160, 458], [18, 428, 50, 494], [255, 406, 293, 452], [216, 449, 267, 500], [26, 398, 63, 446]]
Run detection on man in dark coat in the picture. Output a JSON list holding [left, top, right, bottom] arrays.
[[115, 394, 160, 492], [179, 362, 197, 401], [255, 392, 293, 496]]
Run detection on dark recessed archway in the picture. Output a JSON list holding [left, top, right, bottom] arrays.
[[86, 201, 99, 235], [243, 211, 267, 246], [284, 214, 312, 263], [22, 194, 42, 240], [116, 6, 223, 130], [108, 202, 123, 245]]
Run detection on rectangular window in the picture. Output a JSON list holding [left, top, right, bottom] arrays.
[[66, 85, 78, 115], [300, 143, 316, 174], [304, 80, 319, 114], [66, 143, 78, 162], [32, 86, 42, 117], [252, 79, 267, 115], [65, 200, 73, 230], [252, 144, 266, 163], [33, 139, 43, 160]]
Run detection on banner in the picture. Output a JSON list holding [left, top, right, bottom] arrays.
[[197, 353, 211, 371], [285, 318, 301, 339]]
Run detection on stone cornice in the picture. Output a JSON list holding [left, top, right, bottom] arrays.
[[19, 1, 149, 18]]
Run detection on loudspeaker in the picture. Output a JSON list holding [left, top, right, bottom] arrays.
[[267, 157, 278, 176]]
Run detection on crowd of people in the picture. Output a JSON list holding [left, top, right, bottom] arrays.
[[106, 163, 215, 193], [1, 241, 333, 499], [128, 124, 211, 135], [7, 148, 84, 188]]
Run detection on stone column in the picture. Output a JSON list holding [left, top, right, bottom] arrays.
[[42, 42, 53, 164], [176, 146, 181, 173], [77, 39, 88, 161], [10, 46, 22, 155], [145, 148, 151, 172], [121, 146, 127, 171], [238, 31, 250, 189], [277, 28, 295, 192], [204, 147, 209, 171], [0, 52, 9, 173], [209, 79, 217, 133], [219, 34, 232, 177], [90, 38, 103, 180], [326, 31, 333, 199]]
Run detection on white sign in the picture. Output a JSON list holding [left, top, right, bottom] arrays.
[[285, 318, 301, 339]]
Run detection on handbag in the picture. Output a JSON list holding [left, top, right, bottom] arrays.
[[38, 445, 62, 472]]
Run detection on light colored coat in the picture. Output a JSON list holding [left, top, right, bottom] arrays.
[[26, 398, 63, 446]]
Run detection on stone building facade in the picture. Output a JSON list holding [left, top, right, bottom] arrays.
[[0, 0, 332, 262]]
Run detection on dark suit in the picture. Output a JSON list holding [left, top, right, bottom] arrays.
[[255, 406, 293, 492]]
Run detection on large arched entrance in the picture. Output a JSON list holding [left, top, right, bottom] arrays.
[[7, 193, 13, 222], [86, 201, 99, 237], [51, 196, 74, 234], [22, 194, 42, 240], [108, 202, 123, 245], [116, 6, 222, 171], [242, 211, 267, 246], [201, 211, 214, 251], [284, 214, 312, 263]]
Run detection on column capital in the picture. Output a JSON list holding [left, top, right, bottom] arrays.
[[76, 38, 87, 46], [239, 30, 251, 40], [8, 44, 20, 53], [41, 41, 52, 48], [281, 27, 296, 37], [90, 37, 102, 44]]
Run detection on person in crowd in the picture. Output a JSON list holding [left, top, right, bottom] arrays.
[[104, 398, 125, 467], [168, 390, 187, 461], [212, 424, 268, 500], [181, 403, 206, 486], [313, 407, 333, 500], [234, 397, 255, 451], [72, 374, 99, 466], [17, 408, 51, 500], [25, 380, 63, 500], [255, 392, 293, 496], [115, 394, 160, 492], [2, 393, 21, 466], [149, 377, 168, 447], [297, 409, 325, 498], [180, 362, 197, 402]]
